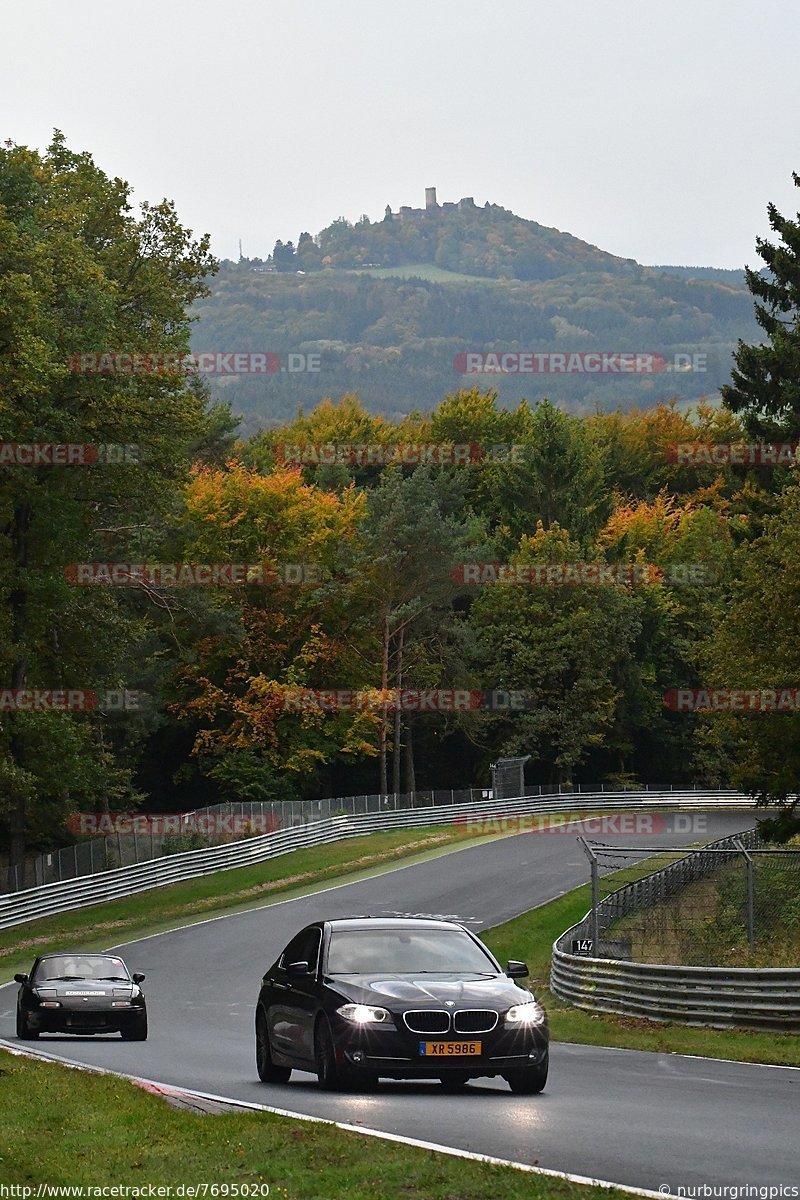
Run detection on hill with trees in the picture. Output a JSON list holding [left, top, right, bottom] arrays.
[[190, 198, 760, 431]]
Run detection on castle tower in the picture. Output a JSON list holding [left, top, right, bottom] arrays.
[[425, 186, 438, 209]]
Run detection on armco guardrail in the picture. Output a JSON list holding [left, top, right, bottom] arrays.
[[19, 780, 714, 893], [550, 957, 800, 1031], [0, 789, 752, 930], [550, 828, 800, 1031]]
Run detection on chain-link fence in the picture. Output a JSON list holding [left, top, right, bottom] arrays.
[[6, 788, 494, 892], [491, 756, 530, 800], [578, 832, 800, 967], [3, 779, 731, 894]]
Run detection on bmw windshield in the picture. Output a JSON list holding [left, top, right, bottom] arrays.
[[326, 928, 498, 974]]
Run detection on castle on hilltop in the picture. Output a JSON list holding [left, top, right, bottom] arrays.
[[384, 187, 477, 222]]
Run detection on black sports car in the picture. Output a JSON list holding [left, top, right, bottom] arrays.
[[255, 917, 548, 1092], [14, 952, 147, 1040]]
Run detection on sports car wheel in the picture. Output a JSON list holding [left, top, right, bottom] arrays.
[[504, 1051, 548, 1094], [16, 1008, 38, 1040], [121, 1013, 148, 1041], [256, 1008, 291, 1082], [314, 1017, 352, 1091]]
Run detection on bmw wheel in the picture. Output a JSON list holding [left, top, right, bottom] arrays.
[[504, 1051, 548, 1094], [314, 1017, 352, 1091], [256, 1008, 291, 1083]]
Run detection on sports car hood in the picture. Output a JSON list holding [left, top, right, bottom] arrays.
[[327, 973, 531, 1009], [34, 981, 135, 999]]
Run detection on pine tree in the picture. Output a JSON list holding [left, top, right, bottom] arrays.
[[723, 172, 800, 438]]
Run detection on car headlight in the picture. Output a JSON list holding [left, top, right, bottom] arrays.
[[34, 990, 60, 1008], [337, 1003, 392, 1025], [505, 1001, 546, 1026]]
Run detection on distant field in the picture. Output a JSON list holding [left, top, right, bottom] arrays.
[[345, 262, 497, 283]]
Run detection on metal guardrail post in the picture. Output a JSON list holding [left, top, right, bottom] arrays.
[[736, 838, 756, 952], [577, 836, 599, 951]]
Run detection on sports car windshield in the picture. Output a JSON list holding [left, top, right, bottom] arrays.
[[33, 956, 130, 982], [326, 928, 497, 974]]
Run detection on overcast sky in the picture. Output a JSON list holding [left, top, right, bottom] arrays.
[[3, 0, 798, 268]]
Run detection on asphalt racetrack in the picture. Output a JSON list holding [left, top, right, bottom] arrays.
[[2, 811, 798, 1192]]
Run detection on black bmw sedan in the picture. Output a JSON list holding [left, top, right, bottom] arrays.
[[255, 917, 548, 1092], [14, 952, 147, 1040]]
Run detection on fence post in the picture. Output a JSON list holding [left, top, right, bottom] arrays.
[[577, 836, 599, 952], [745, 847, 755, 952], [734, 838, 755, 951]]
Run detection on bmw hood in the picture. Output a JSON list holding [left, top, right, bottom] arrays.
[[328, 974, 531, 1009]]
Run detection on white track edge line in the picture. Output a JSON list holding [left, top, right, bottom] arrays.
[[0, 1040, 678, 1198]]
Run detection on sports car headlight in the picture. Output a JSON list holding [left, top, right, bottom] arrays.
[[505, 1001, 546, 1026], [34, 990, 60, 1007], [337, 1003, 392, 1025]]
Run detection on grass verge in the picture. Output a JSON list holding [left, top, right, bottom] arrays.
[[0, 808, 673, 979], [0, 1051, 634, 1198], [0, 825, 481, 979], [482, 885, 800, 1066]]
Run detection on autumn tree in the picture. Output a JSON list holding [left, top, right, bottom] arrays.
[[699, 476, 800, 835], [0, 133, 216, 883]]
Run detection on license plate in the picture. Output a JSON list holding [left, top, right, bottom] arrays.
[[419, 1041, 481, 1056]]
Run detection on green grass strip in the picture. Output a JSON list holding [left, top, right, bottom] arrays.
[[0, 1051, 635, 1198], [0, 825, 480, 979]]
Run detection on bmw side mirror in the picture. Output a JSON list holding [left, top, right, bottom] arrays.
[[506, 960, 529, 979], [286, 960, 311, 977], [132, 973, 146, 984], [13, 973, 28, 985]]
